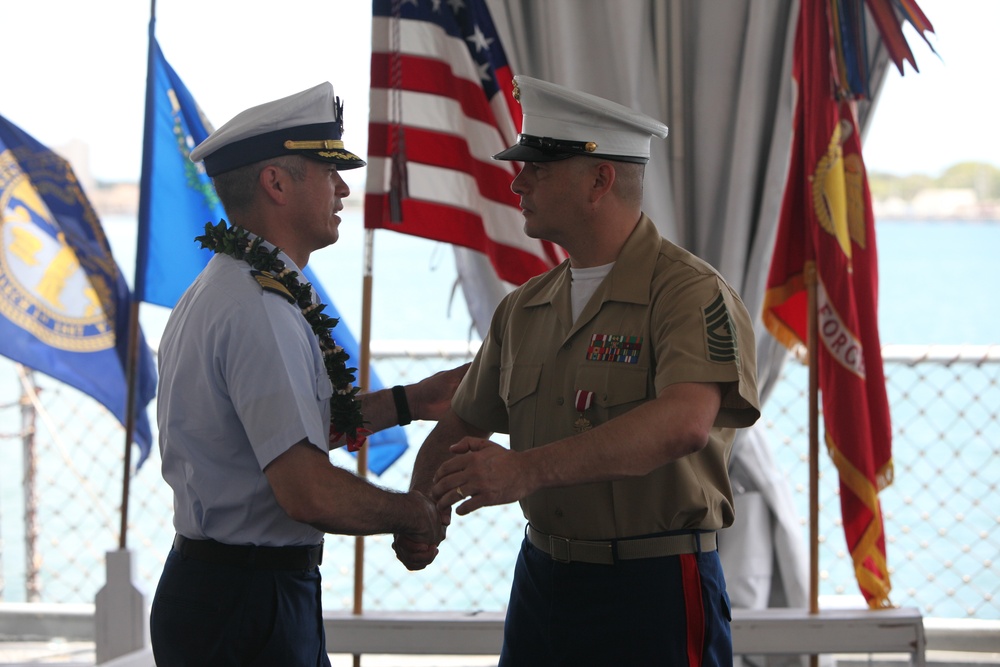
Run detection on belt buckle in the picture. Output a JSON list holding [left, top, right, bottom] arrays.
[[548, 535, 572, 563]]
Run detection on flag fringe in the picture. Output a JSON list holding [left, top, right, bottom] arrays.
[[762, 276, 809, 359], [826, 431, 893, 607]]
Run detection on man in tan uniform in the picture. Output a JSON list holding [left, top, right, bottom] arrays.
[[396, 76, 761, 666]]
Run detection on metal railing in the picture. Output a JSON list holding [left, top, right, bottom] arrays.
[[0, 343, 996, 621]]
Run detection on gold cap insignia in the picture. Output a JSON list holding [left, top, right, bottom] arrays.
[[283, 139, 345, 150]]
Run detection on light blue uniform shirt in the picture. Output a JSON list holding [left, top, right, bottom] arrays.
[[157, 246, 332, 547]]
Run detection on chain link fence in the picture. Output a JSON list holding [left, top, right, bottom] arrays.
[[0, 343, 996, 620]]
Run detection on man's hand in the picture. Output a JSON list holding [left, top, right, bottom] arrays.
[[392, 534, 439, 571], [392, 491, 448, 571], [430, 438, 531, 516], [407, 363, 471, 421], [405, 490, 447, 544]]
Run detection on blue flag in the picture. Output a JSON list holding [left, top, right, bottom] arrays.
[[0, 114, 158, 464], [137, 29, 408, 474]]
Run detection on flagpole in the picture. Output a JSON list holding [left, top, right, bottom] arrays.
[[350, 227, 375, 666], [806, 260, 820, 667], [806, 259, 819, 611], [117, 0, 158, 551], [93, 2, 157, 661], [667, 0, 686, 232], [805, 261, 819, 614], [119, 304, 142, 549]]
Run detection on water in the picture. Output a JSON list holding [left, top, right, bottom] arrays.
[[108, 213, 1000, 348], [875, 220, 1000, 345], [104, 205, 481, 347], [2, 211, 998, 616], [106, 212, 1000, 619], [767, 219, 1000, 617]]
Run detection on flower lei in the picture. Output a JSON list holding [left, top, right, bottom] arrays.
[[196, 221, 368, 449]]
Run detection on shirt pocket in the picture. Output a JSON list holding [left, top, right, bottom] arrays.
[[575, 363, 650, 421], [500, 363, 542, 408], [499, 363, 542, 449]]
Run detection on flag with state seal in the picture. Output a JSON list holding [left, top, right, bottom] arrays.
[[135, 33, 222, 309], [0, 113, 158, 464]]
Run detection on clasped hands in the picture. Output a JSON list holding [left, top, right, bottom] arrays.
[[392, 437, 527, 571]]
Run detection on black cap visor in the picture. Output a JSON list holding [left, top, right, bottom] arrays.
[[203, 122, 365, 176], [492, 133, 646, 164], [493, 133, 591, 162]]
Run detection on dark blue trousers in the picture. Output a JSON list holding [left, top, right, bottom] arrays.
[[499, 536, 733, 666], [150, 549, 331, 666]]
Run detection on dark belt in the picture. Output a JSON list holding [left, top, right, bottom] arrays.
[[527, 525, 716, 565], [172, 534, 323, 570]]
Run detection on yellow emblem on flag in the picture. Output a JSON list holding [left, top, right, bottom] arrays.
[[812, 120, 852, 260], [812, 119, 868, 260], [0, 150, 114, 352]]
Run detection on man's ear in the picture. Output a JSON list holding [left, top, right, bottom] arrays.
[[258, 164, 287, 205], [589, 161, 616, 203]]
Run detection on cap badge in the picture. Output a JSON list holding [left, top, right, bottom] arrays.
[[512, 78, 520, 102]]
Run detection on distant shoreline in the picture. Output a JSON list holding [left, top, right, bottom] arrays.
[[876, 215, 1000, 222]]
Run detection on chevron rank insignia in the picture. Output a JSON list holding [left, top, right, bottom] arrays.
[[702, 293, 737, 363], [252, 270, 295, 304]]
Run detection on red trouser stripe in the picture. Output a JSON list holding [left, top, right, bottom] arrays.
[[680, 553, 705, 667]]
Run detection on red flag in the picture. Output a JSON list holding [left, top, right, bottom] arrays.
[[366, 0, 565, 286], [762, 0, 894, 608]]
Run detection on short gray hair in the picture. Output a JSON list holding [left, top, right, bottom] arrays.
[[212, 155, 308, 216], [611, 161, 645, 206]]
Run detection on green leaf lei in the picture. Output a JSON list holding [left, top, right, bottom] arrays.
[[196, 221, 367, 445]]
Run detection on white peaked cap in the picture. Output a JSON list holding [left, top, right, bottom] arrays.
[[493, 75, 668, 163], [190, 82, 365, 177]]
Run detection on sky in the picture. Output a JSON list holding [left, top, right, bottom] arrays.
[[0, 0, 996, 187]]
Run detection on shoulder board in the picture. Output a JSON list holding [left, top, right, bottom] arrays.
[[251, 270, 296, 304]]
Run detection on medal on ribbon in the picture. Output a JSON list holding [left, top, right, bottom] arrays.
[[574, 389, 594, 433]]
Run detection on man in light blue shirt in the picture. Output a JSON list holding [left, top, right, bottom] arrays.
[[150, 82, 464, 666]]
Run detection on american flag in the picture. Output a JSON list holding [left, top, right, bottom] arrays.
[[366, 0, 565, 286]]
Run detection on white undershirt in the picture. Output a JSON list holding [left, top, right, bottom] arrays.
[[570, 262, 615, 322]]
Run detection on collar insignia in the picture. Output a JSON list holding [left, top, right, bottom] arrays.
[[252, 270, 295, 304]]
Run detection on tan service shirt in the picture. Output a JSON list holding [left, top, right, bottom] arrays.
[[453, 214, 761, 540]]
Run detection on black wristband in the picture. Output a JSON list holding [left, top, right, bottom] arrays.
[[391, 385, 412, 426]]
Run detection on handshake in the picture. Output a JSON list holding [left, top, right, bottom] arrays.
[[391, 435, 528, 571]]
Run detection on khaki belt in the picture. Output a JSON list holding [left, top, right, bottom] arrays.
[[527, 525, 716, 565]]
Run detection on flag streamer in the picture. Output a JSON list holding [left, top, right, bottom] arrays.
[[833, 0, 936, 99]]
